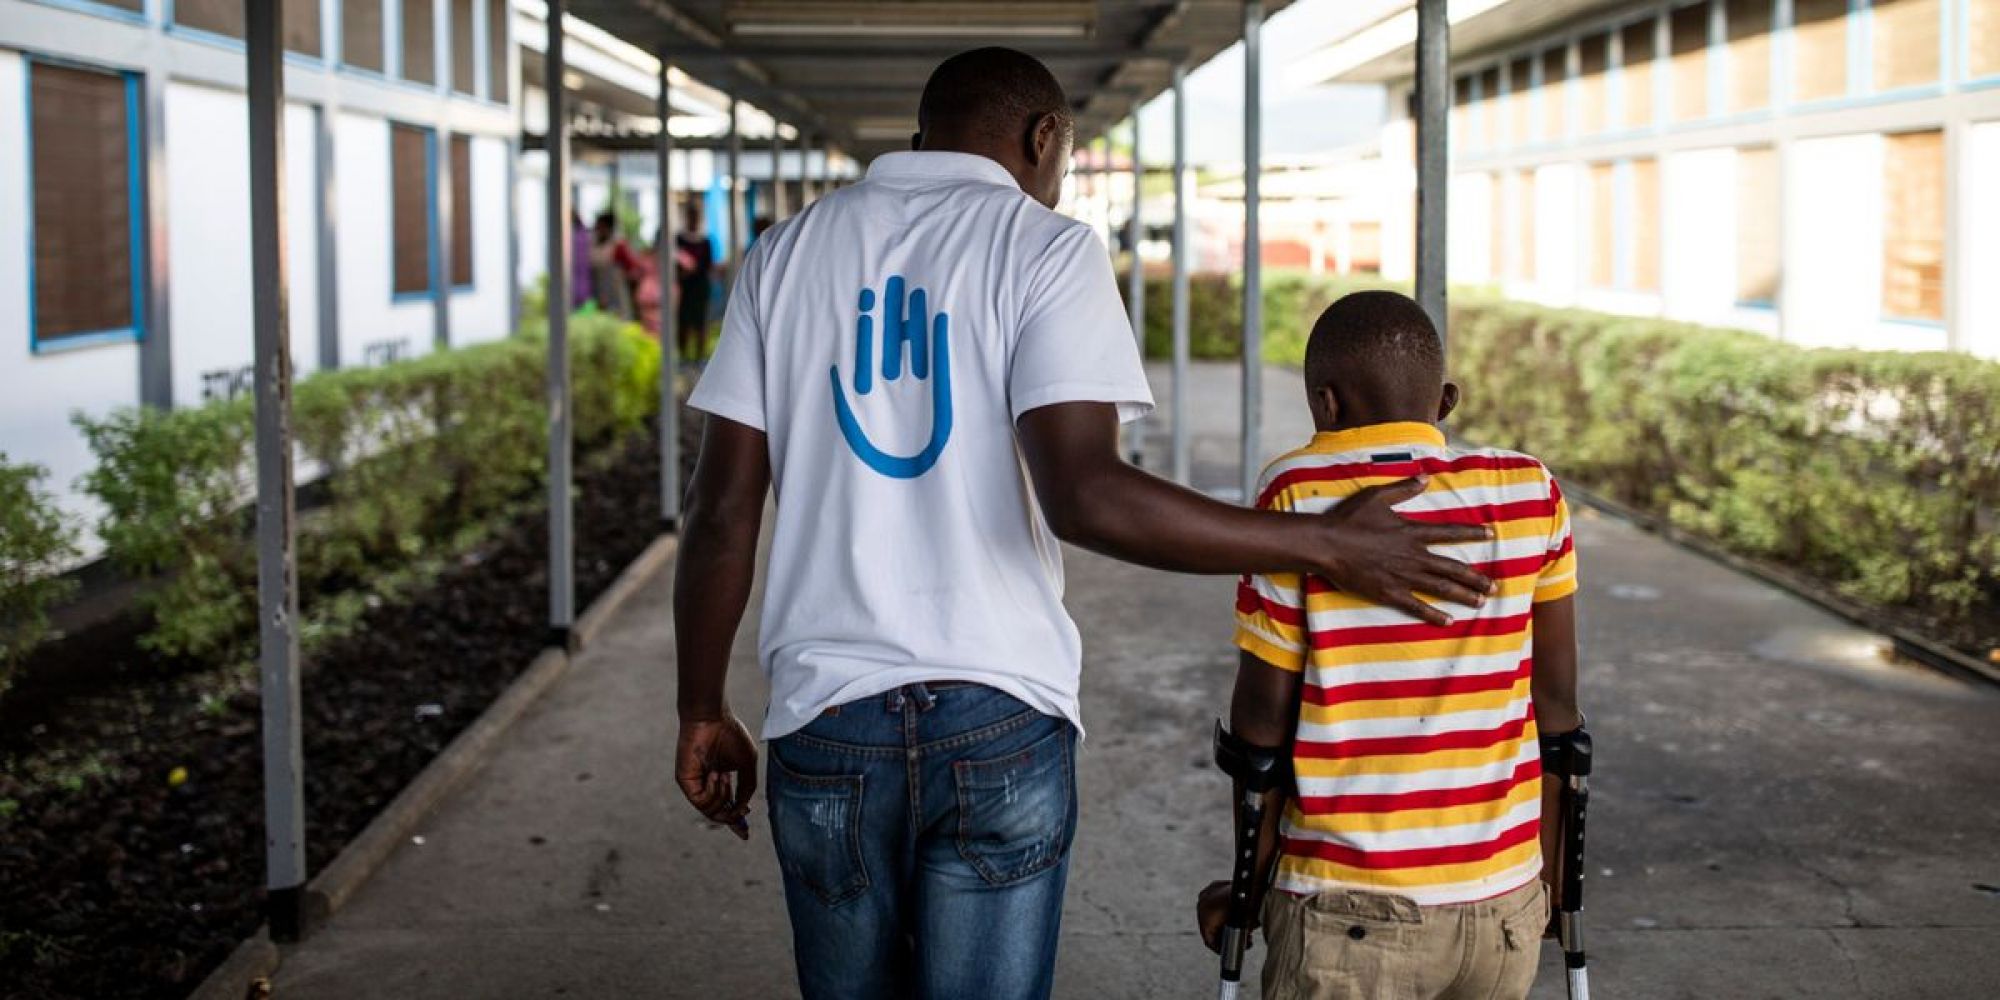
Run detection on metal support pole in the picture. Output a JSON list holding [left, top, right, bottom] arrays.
[[246, 0, 305, 944], [435, 127, 454, 351], [1415, 0, 1450, 347], [316, 105, 341, 371], [1240, 0, 1264, 506], [1170, 63, 1191, 486], [545, 0, 575, 646], [799, 133, 814, 205], [1125, 114, 1146, 466], [770, 123, 787, 221], [727, 97, 744, 270], [656, 50, 680, 531]]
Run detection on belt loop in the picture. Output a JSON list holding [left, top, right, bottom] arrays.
[[912, 681, 937, 712]]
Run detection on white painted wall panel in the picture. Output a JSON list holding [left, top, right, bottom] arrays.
[[1964, 121, 2000, 360], [1532, 162, 1579, 307], [1787, 134, 1882, 348], [1661, 147, 1736, 327], [334, 111, 434, 367], [0, 50, 140, 539], [1448, 171, 1493, 285], [165, 84, 321, 405], [516, 149, 549, 294]]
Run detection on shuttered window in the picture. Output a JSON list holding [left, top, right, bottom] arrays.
[[452, 0, 477, 95], [344, 0, 385, 73], [1793, 0, 1849, 101], [1881, 129, 1944, 321], [1540, 47, 1569, 139], [487, 0, 510, 100], [1973, 0, 2000, 78], [450, 135, 474, 287], [1670, 4, 1710, 122], [1514, 171, 1536, 282], [392, 123, 435, 296], [1631, 157, 1661, 292], [1508, 59, 1531, 149], [1735, 146, 1779, 305], [1453, 75, 1473, 147], [172, 0, 320, 53], [1870, 0, 1939, 91], [29, 62, 140, 345], [1724, 0, 1772, 112], [402, 0, 436, 85], [1588, 163, 1616, 288], [1622, 19, 1658, 129], [1578, 34, 1610, 135], [1477, 67, 1500, 150]]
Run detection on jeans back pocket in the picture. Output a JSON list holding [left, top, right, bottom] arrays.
[[952, 725, 1076, 887], [768, 751, 869, 907]]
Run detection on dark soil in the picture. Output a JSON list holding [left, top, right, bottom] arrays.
[[0, 412, 699, 1000]]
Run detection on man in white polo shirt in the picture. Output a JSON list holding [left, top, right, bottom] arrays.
[[672, 47, 1496, 1000]]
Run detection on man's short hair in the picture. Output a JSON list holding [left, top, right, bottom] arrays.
[[918, 47, 1071, 143], [1303, 290, 1445, 409]]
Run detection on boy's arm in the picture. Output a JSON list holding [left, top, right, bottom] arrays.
[[1198, 651, 1302, 952], [1533, 595, 1583, 894]]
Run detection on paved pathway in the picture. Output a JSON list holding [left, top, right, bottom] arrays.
[[274, 362, 2000, 999]]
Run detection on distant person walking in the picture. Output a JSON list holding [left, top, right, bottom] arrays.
[[590, 211, 640, 320], [671, 47, 1495, 1000], [674, 203, 716, 359], [569, 209, 594, 310]]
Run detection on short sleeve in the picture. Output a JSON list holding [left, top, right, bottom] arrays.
[[1232, 478, 1306, 671], [1535, 477, 1579, 603], [1235, 571, 1307, 672], [1008, 224, 1154, 423], [686, 246, 767, 431]]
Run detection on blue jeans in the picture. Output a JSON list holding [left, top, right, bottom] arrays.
[[767, 682, 1079, 1000]]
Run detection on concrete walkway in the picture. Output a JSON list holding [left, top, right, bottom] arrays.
[[273, 362, 2000, 999]]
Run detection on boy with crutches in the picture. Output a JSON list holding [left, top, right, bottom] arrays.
[[1196, 291, 1587, 1000]]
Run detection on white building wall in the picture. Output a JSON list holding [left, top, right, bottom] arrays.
[[1532, 162, 1579, 307], [516, 149, 549, 296], [1660, 147, 1737, 328], [0, 49, 139, 532], [334, 112, 436, 367], [1964, 121, 2000, 360], [165, 84, 321, 405], [1448, 171, 1494, 285], [1378, 117, 1416, 283], [1781, 133, 1951, 353]]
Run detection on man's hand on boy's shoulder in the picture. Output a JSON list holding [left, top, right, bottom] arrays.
[[1195, 880, 1257, 954], [1311, 476, 1497, 626]]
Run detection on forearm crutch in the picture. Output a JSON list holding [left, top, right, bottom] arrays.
[[1212, 721, 1287, 1000], [1542, 724, 1594, 1000]]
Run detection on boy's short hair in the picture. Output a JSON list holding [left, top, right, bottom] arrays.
[[1303, 290, 1445, 412]]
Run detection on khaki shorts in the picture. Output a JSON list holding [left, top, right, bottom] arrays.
[[1260, 880, 1549, 1000]]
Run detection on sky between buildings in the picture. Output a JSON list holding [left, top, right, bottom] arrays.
[[1133, 0, 1405, 166]]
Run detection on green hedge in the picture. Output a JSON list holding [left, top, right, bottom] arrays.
[[74, 315, 660, 663], [0, 457, 78, 690], [1128, 270, 2000, 628]]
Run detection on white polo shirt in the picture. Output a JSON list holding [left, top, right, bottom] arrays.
[[688, 151, 1153, 740]]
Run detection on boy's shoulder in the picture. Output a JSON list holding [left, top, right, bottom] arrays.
[[1254, 437, 1563, 513]]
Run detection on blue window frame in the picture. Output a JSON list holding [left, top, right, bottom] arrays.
[[23, 0, 149, 26], [24, 56, 146, 354]]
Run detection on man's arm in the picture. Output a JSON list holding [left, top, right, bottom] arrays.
[[1016, 402, 1495, 626], [1531, 595, 1582, 889], [672, 415, 771, 839], [1197, 651, 1302, 951]]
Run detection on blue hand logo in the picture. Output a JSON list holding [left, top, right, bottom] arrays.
[[831, 276, 953, 479]]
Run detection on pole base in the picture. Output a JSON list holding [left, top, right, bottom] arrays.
[[547, 625, 576, 653]]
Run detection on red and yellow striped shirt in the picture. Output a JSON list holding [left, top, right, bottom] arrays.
[[1234, 422, 1577, 906]]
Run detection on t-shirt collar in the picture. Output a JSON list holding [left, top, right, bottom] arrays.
[[1308, 421, 1447, 455], [865, 150, 1022, 191]]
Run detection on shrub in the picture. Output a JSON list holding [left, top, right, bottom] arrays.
[[0, 458, 79, 687], [75, 318, 660, 663]]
